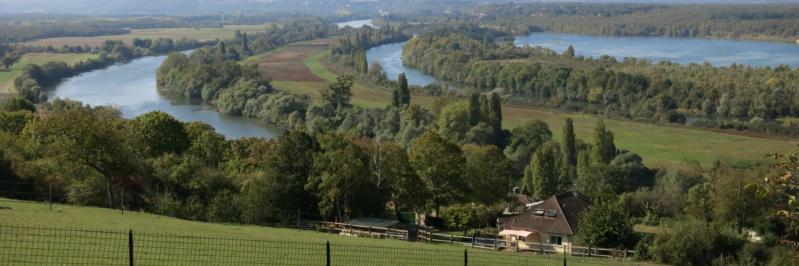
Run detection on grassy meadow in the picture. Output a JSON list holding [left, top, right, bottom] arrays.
[[23, 24, 272, 47], [0, 198, 648, 266], [0, 53, 99, 93], [269, 47, 797, 169]]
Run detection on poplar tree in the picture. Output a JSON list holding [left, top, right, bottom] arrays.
[[591, 119, 616, 165], [397, 73, 410, 106]]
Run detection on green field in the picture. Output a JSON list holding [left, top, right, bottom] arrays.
[[0, 53, 99, 93], [23, 24, 272, 48], [288, 48, 797, 169], [0, 198, 647, 265]]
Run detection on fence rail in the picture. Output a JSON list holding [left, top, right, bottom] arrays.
[[0, 224, 644, 266]]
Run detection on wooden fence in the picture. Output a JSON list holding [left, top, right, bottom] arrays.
[[300, 221, 635, 259]]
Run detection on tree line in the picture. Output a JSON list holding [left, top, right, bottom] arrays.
[[402, 28, 799, 136], [466, 3, 799, 42]]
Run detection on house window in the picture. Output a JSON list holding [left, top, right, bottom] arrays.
[[550, 235, 562, 245]]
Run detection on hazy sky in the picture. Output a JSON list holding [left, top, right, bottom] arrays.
[[1, 0, 798, 15]]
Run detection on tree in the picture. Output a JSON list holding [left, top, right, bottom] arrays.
[[504, 120, 552, 171], [564, 45, 576, 58], [243, 130, 319, 224], [397, 73, 410, 106], [23, 108, 138, 208], [308, 133, 379, 221], [437, 101, 470, 143], [591, 119, 616, 165], [468, 93, 481, 126], [685, 182, 714, 224], [530, 141, 562, 198], [132, 111, 190, 156], [489, 92, 502, 131], [462, 144, 514, 205], [241, 33, 249, 52], [1, 97, 36, 112], [0, 111, 35, 134], [579, 202, 635, 248], [409, 130, 466, 214], [2, 55, 16, 70], [362, 140, 427, 221], [321, 76, 353, 110], [562, 118, 577, 166]]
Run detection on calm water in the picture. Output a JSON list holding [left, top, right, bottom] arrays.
[[515, 33, 799, 67], [49, 54, 282, 139], [366, 42, 441, 87], [336, 19, 374, 29]]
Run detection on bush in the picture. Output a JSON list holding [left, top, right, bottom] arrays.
[[441, 204, 502, 231], [207, 190, 242, 223], [650, 220, 746, 266], [148, 192, 182, 217], [0, 97, 35, 112]]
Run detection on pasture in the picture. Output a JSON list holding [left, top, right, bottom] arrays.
[[0, 198, 649, 266], [261, 42, 796, 168], [0, 53, 99, 93], [23, 24, 271, 47]]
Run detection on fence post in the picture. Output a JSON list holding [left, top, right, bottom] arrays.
[[325, 241, 330, 266], [296, 209, 300, 230], [48, 181, 52, 212], [563, 246, 567, 266], [463, 249, 468, 266], [128, 230, 134, 266]]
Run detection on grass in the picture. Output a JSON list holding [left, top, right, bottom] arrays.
[[0, 198, 648, 265], [290, 47, 797, 169], [23, 24, 272, 48], [0, 53, 99, 93]]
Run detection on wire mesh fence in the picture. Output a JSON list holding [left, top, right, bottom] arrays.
[[0, 224, 647, 266]]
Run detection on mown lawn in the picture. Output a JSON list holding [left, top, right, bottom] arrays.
[[0, 198, 649, 266], [0, 53, 99, 93]]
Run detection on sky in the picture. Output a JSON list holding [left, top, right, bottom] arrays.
[[1, 0, 798, 15]]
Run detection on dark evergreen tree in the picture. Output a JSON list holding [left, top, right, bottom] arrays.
[[468, 93, 481, 126], [397, 73, 410, 106]]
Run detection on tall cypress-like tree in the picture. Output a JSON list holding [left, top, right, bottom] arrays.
[[391, 90, 401, 108], [564, 45, 575, 58], [591, 119, 616, 165], [468, 93, 481, 126], [242, 33, 249, 52], [397, 73, 410, 106], [489, 93, 502, 131], [479, 94, 490, 124], [562, 118, 577, 166]]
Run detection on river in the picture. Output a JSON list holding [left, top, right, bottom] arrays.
[[336, 19, 374, 29], [514, 33, 799, 68], [48, 54, 283, 139], [365, 33, 799, 87]]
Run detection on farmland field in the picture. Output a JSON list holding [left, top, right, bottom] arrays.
[[0, 53, 99, 93], [0, 198, 651, 266], [23, 24, 272, 47], [263, 41, 796, 168]]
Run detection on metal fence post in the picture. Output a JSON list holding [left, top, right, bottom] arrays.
[[325, 241, 330, 266], [463, 249, 468, 266], [563, 246, 567, 266], [128, 230, 134, 266]]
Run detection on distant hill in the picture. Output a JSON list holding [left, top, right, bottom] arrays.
[[1, 0, 797, 16]]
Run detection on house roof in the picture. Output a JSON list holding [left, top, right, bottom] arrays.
[[498, 191, 591, 236]]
